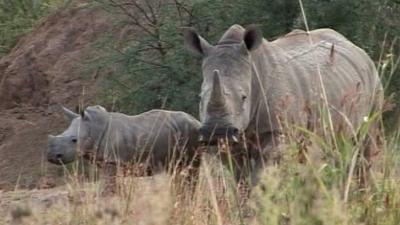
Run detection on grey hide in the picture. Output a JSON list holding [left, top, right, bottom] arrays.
[[47, 106, 201, 174], [184, 24, 383, 183]]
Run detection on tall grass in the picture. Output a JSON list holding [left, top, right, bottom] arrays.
[[3, 104, 400, 225], [4, 96, 400, 225], [2, 124, 400, 225]]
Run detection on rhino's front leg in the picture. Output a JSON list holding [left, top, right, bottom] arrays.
[[100, 162, 117, 196]]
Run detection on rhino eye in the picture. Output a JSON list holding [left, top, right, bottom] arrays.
[[242, 95, 247, 101]]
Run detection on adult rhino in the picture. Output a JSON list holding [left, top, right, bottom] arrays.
[[48, 105, 201, 193], [184, 24, 383, 183]]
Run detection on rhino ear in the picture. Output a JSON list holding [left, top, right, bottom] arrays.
[[95, 105, 107, 112], [62, 106, 79, 122], [80, 109, 92, 121], [243, 25, 263, 52], [183, 27, 212, 56]]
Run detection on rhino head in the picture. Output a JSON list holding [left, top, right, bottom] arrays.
[[47, 106, 108, 165], [184, 24, 263, 144]]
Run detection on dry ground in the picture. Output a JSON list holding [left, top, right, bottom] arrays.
[[0, 175, 174, 225], [0, 1, 114, 190]]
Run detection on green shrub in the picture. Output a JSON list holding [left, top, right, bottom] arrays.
[[0, 0, 64, 56], [89, 0, 399, 123]]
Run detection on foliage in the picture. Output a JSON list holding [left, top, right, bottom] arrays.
[[0, 0, 65, 57], [89, 0, 200, 114], [1, 0, 399, 118], [89, 0, 400, 123]]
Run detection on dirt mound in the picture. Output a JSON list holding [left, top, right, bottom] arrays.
[[0, 2, 113, 190]]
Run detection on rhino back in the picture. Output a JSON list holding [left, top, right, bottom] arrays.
[[142, 110, 201, 152], [251, 28, 382, 134], [134, 110, 201, 167], [100, 110, 200, 165]]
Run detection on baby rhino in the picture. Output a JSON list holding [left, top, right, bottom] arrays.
[[47, 105, 201, 193]]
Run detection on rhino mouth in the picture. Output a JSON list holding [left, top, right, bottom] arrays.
[[47, 154, 72, 165], [198, 126, 240, 145], [47, 158, 64, 165]]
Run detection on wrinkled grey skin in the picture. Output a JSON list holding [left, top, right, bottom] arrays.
[[184, 24, 383, 183], [47, 106, 201, 174]]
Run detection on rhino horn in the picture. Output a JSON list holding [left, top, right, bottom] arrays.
[[231, 135, 239, 143], [62, 106, 79, 121], [208, 70, 226, 109]]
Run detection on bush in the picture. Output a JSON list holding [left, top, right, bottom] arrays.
[[0, 0, 64, 57], [90, 0, 399, 125]]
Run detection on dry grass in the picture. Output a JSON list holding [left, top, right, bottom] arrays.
[[1, 125, 400, 225]]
